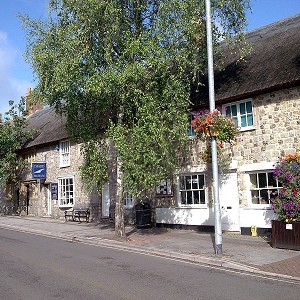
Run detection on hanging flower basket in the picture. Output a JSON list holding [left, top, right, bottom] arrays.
[[191, 109, 237, 166], [191, 109, 237, 144]]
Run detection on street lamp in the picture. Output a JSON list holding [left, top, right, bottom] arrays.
[[205, 0, 222, 255]]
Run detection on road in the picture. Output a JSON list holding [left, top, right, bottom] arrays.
[[0, 228, 299, 300]]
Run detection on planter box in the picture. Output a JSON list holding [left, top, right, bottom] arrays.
[[272, 220, 300, 250]]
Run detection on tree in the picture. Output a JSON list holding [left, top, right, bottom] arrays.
[[0, 99, 33, 188], [22, 0, 250, 238]]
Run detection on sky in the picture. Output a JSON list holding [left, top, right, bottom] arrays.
[[0, 0, 300, 116]]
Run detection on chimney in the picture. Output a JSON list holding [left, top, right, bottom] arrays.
[[26, 87, 43, 115]]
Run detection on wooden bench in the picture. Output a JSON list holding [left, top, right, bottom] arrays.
[[64, 208, 90, 223]]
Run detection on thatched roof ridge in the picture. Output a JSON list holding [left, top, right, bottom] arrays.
[[23, 106, 68, 149], [195, 14, 300, 104]]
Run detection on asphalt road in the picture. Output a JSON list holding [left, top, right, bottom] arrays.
[[0, 228, 299, 300]]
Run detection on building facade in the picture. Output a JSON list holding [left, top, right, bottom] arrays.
[[155, 15, 300, 234], [1, 15, 299, 235]]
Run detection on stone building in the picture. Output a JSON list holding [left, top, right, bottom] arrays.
[[155, 14, 300, 234], [16, 106, 102, 220], [1, 15, 299, 235]]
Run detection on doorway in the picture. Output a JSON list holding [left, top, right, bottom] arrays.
[[26, 185, 30, 215], [219, 173, 240, 232], [46, 185, 52, 216]]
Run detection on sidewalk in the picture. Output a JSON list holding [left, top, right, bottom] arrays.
[[1, 216, 300, 281]]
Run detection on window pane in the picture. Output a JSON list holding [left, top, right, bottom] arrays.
[[250, 172, 282, 205], [240, 102, 246, 114], [258, 173, 267, 188], [241, 115, 247, 127], [250, 174, 257, 188], [247, 114, 253, 126], [198, 175, 204, 188], [192, 175, 198, 189], [251, 190, 259, 204], [181, 192, 187, 204], [233, 116, 238, 127], [260, 190, 268, 203], [193, 191, 199, 204], [180, 177, 185, 190], [269, 189, 278, 200], [187, 115, 196, 136], [200, 190, 205, 204], [180, 174, 206, 205], [231, 105, 237, 116], [225, 106, 231, 116], [268, 173, 277, 187], [187, 191, 193, 204], [59, 177, 74, 206], [186, 176, 191, 190], [246, 101, 252, 113]]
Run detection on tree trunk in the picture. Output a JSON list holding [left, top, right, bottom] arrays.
[[114, 156, 126, 239], [108, 140, 126, 239]]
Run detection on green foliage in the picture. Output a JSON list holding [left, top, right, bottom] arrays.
[[108, 72, 189, 196], [0, 99, 33, 186], [22, 0, 250, 195], [79, 139, 109, 193]]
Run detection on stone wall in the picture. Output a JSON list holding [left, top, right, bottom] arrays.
[[19, 141, 101, 219], [234, 86, 300, 206], [156, 85, 300, 209]]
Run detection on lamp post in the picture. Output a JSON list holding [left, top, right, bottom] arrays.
[[205, 0, 222, 255]]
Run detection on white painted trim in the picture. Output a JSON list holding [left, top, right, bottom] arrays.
[[240, 161, 276, 172], [58, 175, 75, 208]]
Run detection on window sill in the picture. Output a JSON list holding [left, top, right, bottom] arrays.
[[60, 165, 70, 168], [238, 126, 255, 132], [176, 205, 208, 209], [243, 205, 272, 210], [59, 204, 74, 208]]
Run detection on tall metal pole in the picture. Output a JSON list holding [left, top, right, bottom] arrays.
[[205, 0, 222, 255]]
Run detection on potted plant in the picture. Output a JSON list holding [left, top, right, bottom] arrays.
[[271, 152, 300, 250]]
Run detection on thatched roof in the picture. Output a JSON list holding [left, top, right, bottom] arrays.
[[22, 15, 300, 148], [194, 14, 300, 105], [23, 106, 68, 149]]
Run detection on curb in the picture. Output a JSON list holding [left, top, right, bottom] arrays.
[[1, 222, 300, 284]]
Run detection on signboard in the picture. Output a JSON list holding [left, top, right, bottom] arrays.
[[32, 162, 46, 179], [51, 183, 58, 200]]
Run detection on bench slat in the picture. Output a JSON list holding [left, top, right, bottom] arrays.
[[64, 209, 90, 222]]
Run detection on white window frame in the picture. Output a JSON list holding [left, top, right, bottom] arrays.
[[178, 173, 207, 207], [59, 140, 70, 167], [123, 190, 134, 208], [58, 176, 74, 207], [248, 171, 282, 207], [222, 99, 255, 131]]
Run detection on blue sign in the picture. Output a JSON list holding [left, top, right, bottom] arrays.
[[51, 183, 58, 200], [32, 162, 47, 179]]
